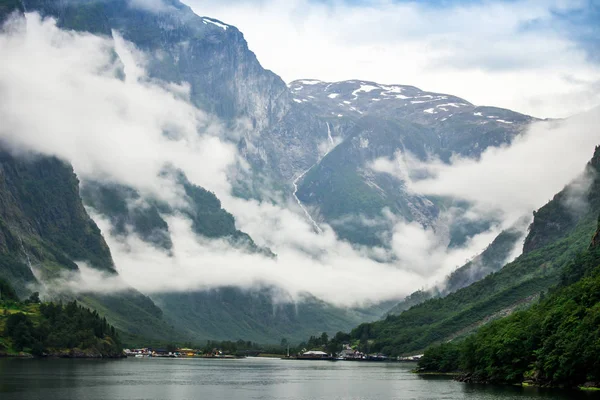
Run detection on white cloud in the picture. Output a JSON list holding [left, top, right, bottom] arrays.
[[0, 13, 236, 206], [1, 13, 497, 307], [4, 12, 596, 309], [86, 211, 431, 306], [186, 0, 600, 118], [372, 107, 600, 226]]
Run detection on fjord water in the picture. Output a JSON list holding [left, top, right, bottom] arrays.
[[1, 358, 598, 400]]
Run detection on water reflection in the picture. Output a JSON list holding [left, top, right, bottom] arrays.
[[1, 358, 599, 400]]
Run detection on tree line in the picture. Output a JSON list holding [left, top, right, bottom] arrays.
[[417, 244, 600, 388], [1, 283, 122, 357]]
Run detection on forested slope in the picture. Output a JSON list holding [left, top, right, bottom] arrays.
[[0, 280, 123, 357], [418, 220, 600, 388], [347, 147, 600, 356]]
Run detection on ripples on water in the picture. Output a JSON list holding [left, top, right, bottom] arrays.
[[1, 357, 599, 400]]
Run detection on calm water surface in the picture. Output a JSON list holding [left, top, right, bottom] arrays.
[[1, 357, 599, 400]]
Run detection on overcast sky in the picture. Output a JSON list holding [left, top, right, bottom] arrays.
[[187, 0, 600, 119]]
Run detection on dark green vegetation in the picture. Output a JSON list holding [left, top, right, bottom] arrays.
[[418, 241, 600, 388], [0, 150, 113, 289], [0, 278, 18, 301], [0, 147, 182, 342], [81, 169, 262, 253], [0, 284, 122, 357], [301, 331, 352, 355], [342, 147, 600, 356], [153, 289, 390, 343]]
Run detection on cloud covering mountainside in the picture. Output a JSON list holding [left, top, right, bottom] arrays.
[[1, 8, 600, 311]]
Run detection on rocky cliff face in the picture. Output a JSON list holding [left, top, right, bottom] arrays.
[[18, 0, 290, 133]]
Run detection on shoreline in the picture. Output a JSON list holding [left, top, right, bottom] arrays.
[[0, 351, 125, 359], [414, 370, 600, 392]]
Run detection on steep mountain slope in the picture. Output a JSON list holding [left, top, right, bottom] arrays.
[[388, 221, 527, 315], [152, 288, 391, 343], [419, 221, 600, 388], [0, 147, 178, 341], [81, 172, 264, 254], [292, 80, 537, 245], [0, 149, 113, 292], [346, 146, 600, 356], [13, 0, 289, 132]]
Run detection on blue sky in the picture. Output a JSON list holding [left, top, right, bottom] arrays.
[[325, 0, 600, 63], [191, 0, 599, 118]]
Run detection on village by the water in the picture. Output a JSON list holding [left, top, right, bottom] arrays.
[[124, 345, 422, 362]]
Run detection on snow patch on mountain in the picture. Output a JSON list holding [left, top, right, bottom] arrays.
[[298, 79, 321, 85], [352, 84, 380, 98], [202, 18, 228, 30]]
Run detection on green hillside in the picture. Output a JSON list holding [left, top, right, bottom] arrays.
[[152, 288, 390, 343], [345, 146, 600, 356], [0, 150, 114, 288], [418, 226, 600, 388], [0, 148, 183, 342], [388, 224, 525, 315], [0, 280, 122, 357]]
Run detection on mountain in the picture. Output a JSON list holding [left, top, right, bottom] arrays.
[[344, 146, 600, 356], [0, 149, 113, 292], [0, 147, 179, 341], [0, 0, 391, 342], [152, 289, 392, 343], [417, 218, 600, 388], [0, 0, 576, 345], [388, 220, 527, 315], [291, 79, 536, 246]]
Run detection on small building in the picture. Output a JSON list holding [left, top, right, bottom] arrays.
[[298, 350, 330, 359]]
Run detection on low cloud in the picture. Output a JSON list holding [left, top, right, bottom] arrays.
[[0, 13, 474, 306], [372, 109, 600, 227], [2, 13, 598, 308], [563, 166, 597, 217], [0, 13, 236, 206]]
